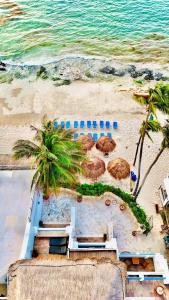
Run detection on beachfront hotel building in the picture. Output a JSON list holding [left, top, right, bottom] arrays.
[[6, 185, 169, 300]]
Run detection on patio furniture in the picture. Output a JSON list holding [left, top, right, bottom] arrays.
[[74, 121, 78, 128], [66, 121, 71, 129], [49, 245, 67, 255], [107, 132, 112, 137], [93, 133, 98, 142], [93, 121, 97, 128], [155, 203, 160, 214], [80, 120, 85, 128], [87, 120, 92, 128], [105, 199, 111, 206], [100, 120, 104, 129], [80, 132, 84, 136], [78, 135, 95, 151], [100, 133, 105, 137], [113, 121, 118, 129], [156, 286, 164, 295], [74, 133, 78, 139], [132, 257, 140, 265], [50, 237, 68, 246], [105, 121, 110, 129], [54, 121, 58, 128], [96, 136, 116, 154], [107, 158, 130, 180], [60, 121, 65, 128], [88, 132, 92, 136]]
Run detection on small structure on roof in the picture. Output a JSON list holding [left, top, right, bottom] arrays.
[[96, 136, 116, 155], [78, 135, 95, 151], [107, 158, 130, 180], [82, 157, 105, 180]]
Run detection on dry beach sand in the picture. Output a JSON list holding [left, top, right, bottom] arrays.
[[0, 77, 169, 255]]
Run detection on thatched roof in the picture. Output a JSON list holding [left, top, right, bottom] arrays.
[[8, 259, 126, 300], [96, 136, 116, 153], [107, 158, 130, 180], [82, 157, 105, 179], [78, 135, 95, 151]]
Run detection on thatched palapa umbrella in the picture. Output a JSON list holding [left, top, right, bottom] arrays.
[[78, 135, 95, 151], [107, 158, 130, 180], [82, 157, 105, 180], [96, 136, 116, 155]]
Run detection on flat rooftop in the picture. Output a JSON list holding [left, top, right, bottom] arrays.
[[0, 170, 33, 282]]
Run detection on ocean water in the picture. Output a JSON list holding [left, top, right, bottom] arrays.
[[0, 0, 169, 63]]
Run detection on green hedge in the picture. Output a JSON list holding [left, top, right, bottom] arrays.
[[76, 183, 151, 234]]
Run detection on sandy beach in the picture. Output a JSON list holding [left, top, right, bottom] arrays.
[[0, 77, 169, 256]]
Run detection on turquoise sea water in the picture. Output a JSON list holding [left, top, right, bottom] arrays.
[[0, 0, 169, 63]]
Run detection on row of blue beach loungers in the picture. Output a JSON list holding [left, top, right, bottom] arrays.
[[74, 132, 112, 142], [54, 120, 118, 130]]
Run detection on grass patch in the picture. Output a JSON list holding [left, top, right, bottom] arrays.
[[77, 183, 151, 234]]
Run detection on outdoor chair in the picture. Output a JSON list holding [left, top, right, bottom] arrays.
[[54, 121, 58, 128], [50, 237, 68, 247], [49, 245, 67, 255], [66, 121, 71, 129], [74, 121, 78, 128], [80, 120, 85, 128], [74, 133, 78, 139], [60, 121, 65, 128], [113, 121, 118, 129], [100, 120, 104, 129], [80, 132, 84, 136], [87, 120, 91, 128], [93, 133, 98, 142], [100, 132, 105, 137], [93, 121, 97, 129], [88, 132, 92, 136], [107, 132, 112, 137], [105, 121, 110, 129]]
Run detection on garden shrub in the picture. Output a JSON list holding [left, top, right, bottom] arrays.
[[76, 183, 151, 234]]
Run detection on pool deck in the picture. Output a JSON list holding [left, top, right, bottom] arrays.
[[0, 170, 33, 282]]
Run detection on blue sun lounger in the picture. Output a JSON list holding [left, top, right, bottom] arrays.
[[107, 132, 112, 137], [54, 121, 58, 128], [74, 133, 78, 139], [100, 132, 105, 137], [113, 121, 118, 129], [87, 121, 91, 129], [60, 121, 65, 128], [74, 121, 78, 129], [66, 121, 71, 129], [93, 133, 98, 142], [80, 120, 85, 129], [105, 121, 110, 129], [100, 120, 104, 129], [93, 121, 97, 129]]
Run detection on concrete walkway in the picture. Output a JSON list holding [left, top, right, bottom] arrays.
[[0, 170, 33, 282]]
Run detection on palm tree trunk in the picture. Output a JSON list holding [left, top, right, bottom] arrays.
[[133, 111, 150, 196], [133, 135, 142, 166], [135, 148, 164, 199]]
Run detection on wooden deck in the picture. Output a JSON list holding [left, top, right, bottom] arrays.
[[37, 231, 68, 238], [126, 280, 169, 298], [120, 257, 155, 272], [69, 250, 117, 261]]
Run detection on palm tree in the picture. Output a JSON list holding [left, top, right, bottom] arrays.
[[133, 83, 169, 196], [13, 118, 86, 199], [135, 120, 169, 199]]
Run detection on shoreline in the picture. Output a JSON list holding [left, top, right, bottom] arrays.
[[1, 55, 169, 84]]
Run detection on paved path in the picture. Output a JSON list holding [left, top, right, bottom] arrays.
[[0, 170, 33, 282]]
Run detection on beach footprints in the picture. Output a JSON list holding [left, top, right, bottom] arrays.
[[0, 0, 23, 26]]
